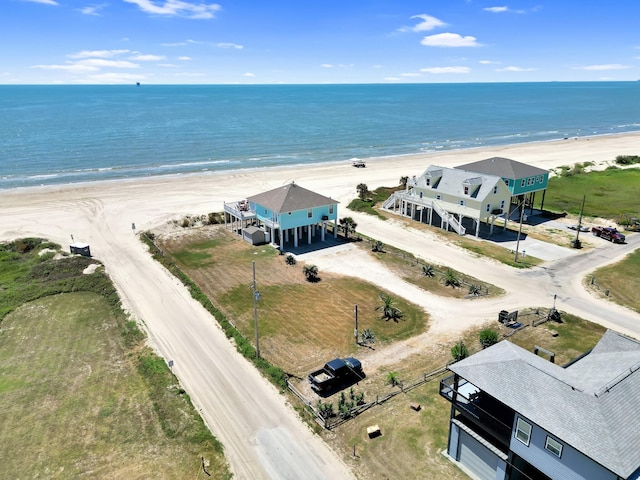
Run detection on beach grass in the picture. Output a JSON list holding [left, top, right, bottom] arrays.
[[0, 240, 230, 479], [542, 167, 640, 219]]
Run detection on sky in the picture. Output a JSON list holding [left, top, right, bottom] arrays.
[[2, 0, 640, 84]]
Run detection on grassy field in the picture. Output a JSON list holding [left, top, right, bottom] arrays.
[[540, 167, 640, 220], [588, 248, 640, 314], [157, 227, 429, 377], [0, 239, 230, 479]]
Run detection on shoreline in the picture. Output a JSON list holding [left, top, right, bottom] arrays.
[[2, 130, 639, 196]]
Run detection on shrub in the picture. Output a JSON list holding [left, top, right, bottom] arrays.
[[451, 341, 468, 362], [285, 254, 296, 266], [422, 264, 435, 277], [479, 328, 499, 349]]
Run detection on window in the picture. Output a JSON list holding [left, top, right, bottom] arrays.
[[419, 192, 423, 199], [329, 204, 334, 214], [486, 204, 491, 212], [504, 179, 510, 186], [545, 436, 563, 457], [521, 179, 526, 187], [307, 208, 312, 218], [426, 178, 431, 186], [515, 418, 532, 446], [527, 177, 534, 186], [464, 186, 469, 195], [436, 194, 442, 200], [500, 200, 505, 209], [493, 186, 498, 194], [459, 199, 465, 206]]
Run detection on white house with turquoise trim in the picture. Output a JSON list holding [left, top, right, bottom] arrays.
[[384, 165, 512, 237], [223, 182, 339, 251]]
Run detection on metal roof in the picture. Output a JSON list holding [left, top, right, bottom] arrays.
[[414, 165, 505, 200], [449, 330, 640, 478], [246, 182, 338, 214]]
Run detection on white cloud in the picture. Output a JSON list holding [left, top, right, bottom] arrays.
[[400, 72, 422, 77], [79, 4, 107, 15], [575, 64, 630, 71], [399, 14, 446, 33], [484, 6, 508, 13], [496, 66, 537, 72], [76, 59, 140, 68], [22, 0, 58, 5], [421, 33, 481, 47], [31, 63, 98, 72], [178, 56, 192, 61], [420, 66, 471, 74], [158, 63, 180, 67], [321, 64, 334, 68], [174, 72, 206, 77], [129, 54, 166, 61], [217, 43, 243, 49], [123, 0, 221, 19], [244, 72, 255, 77], [68, 49, 130, 59], [479, 60, 500, 64]]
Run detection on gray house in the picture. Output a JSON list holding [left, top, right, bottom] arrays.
[[440, 330, 640, 480]]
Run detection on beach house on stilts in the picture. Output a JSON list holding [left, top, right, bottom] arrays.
[[223, 182, 339, 251], [383, 165, 512, 237]]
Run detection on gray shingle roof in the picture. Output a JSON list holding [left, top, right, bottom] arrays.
[[414, 165, 503, 200], [449, 330, 640, 478], [246, 182, 337, 214], [456, 157, 548, 179]]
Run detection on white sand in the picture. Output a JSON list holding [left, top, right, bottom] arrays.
[[1, 132, 639, 479]]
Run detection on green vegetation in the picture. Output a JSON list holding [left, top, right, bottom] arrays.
[[615, 155, 640, 166], [347, 185, 400, 219], [542, 167, 640, 219], [479, 328, 499, 349], [589, 249, 640, 314], [451, 341, 469, 362], [0, 239, 229, 479]]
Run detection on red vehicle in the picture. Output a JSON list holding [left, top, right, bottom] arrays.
[[591, 226, 626, 243]]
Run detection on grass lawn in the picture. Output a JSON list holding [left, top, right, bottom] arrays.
[[0, 239, 229, 479], [588, 248, 640, 314]]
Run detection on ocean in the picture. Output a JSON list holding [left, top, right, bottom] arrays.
[[1, 82, 638, 190]]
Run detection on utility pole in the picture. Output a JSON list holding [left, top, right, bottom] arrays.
[[354, 304, 358, 344], [573, 195, 586, 248], [514, 197, 525, 262], [252, 261, 261, 358]]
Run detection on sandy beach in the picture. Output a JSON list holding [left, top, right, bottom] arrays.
[[1, 132, 639, 479]]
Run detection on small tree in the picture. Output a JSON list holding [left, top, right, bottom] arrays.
[[356, 183, 369, 201], [422, 264, 435, 277], [479, 328, 499, 349], [339, 217, 358, 239], [376, 293, 404, 322], [303, 264, 319, 282], [444, 269, 461, 288], [399, 176, 409, 188], [285, 254, 296, 266], [451, 341, 469, 362]]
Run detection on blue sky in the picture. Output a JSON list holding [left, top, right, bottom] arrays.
[[2, 0, 640, 84]]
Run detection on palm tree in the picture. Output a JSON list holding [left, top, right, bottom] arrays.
[[399, 176, 409, 188], [444, 269, 461, 288], [303, 264, 319, 282], [422, 264, 435, 277], [339, 217, 357, 239], [451, 341, 469, 362], [376, 293, 404, 322], [371, 240, 384, 252], [356, 183, 369, 201], [360, 328, 375, 346]]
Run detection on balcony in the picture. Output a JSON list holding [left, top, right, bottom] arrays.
[[440, 374, 513, 448]]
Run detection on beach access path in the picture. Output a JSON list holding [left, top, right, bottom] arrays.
[[1, 132, 639, 479]]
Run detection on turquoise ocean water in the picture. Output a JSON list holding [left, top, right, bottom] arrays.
[[1, 82, 638, 190]]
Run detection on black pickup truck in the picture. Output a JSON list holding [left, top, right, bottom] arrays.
[[308, 357, 364, 393]]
